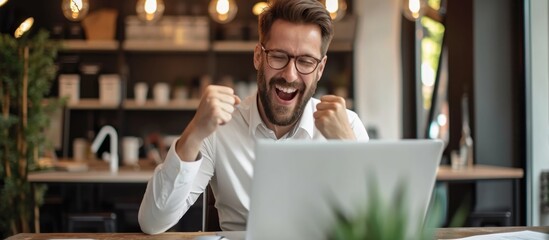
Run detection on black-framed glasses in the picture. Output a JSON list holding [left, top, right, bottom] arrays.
[[261, 46, 322, 75]]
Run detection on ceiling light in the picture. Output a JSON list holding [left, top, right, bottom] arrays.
[[136, 0, 165, 23], [323, 0, 347, 22], [62, 0, 89, 21], [209, 0, 238, 24], [401, 0, 427, 21]]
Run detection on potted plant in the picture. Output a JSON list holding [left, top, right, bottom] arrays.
[[329, 177, 445, 240], [0, 30, 61, 238]]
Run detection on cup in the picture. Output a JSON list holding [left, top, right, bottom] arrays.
[[73, 138, 89, 162], [122, 136, 143, 166], [134, 82, 148, 105], [153, 82, 170, 105]]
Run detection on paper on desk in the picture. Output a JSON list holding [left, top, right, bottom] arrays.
[[446, 230, 549, 240]]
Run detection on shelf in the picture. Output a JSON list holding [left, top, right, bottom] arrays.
[[65, 99, 200, 110], [66, 99, 118, 110], [123, 40, 209, 52], [123, 99, 199, 110], [212, 40, 352, 53], [213, 41, 257, 52], [60, 40, 119, 51], [57, 40, 350, 53]]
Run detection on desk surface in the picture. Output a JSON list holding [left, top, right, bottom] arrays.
[[27, 163, 524, 183], [437, 164, 524, 181], [6, 227, 549, 240]]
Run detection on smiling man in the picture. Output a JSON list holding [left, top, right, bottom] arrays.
[[138, 0, 369, 234]]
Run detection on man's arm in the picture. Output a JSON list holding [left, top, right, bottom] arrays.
[[138, 85, 240, 234], [138, 141, 208, 234]]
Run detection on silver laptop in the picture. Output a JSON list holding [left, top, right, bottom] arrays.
[[244, 139, 444, 240]]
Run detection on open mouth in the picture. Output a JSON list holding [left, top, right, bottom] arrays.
[[275, 85, 298, 101]]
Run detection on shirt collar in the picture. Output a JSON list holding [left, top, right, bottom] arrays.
[[247, 93, 316, 139]]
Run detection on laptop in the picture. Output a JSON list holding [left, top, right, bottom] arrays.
[[243, 139, 444, 240]]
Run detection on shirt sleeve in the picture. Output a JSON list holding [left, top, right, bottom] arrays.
[[347, 110, 369, 141], [138, 138, 213, 234]]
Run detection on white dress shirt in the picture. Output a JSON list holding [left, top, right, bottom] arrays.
[[138, 94, 369, 234]]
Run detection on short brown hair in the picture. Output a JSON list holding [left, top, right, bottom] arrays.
[[258, 0, 334, 56]]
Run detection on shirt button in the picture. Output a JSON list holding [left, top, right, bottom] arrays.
[[182, 169, 189, 174]]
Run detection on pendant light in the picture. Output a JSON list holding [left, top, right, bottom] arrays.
[[252, 2, 268, 16], [0, 2, 34, 38], [0, 0, 8, 8], [323, 0, 347, 22], [62, 0, 89, 21], [14, 17, 33, 38], [136, 0, 165, 23], [401, 0, 427, 21], [208, 0, 238, 24]]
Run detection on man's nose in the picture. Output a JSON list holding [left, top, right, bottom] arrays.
[[280, 58, 299, 82]]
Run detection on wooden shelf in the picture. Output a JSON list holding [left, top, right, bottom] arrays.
[[57, 40, 350, 52], [60, 40, 119, 51], [213, 41, 257, 52], [65, 99, 200, 110], [123, 99, 199, 110], [123, 40, 209, 52], [212, 40, 352, 52], [66, 99, 118, 110]]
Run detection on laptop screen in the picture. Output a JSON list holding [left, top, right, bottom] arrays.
[[246, 139, 443, 240]]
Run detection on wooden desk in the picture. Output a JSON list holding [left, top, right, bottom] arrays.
[[436, 164, 524, 181], [6, 226, 549, 239], [435, 226, 549, 239], [28, 159, 156, 183], [28, 164, 524, 184], [27, 164, 525, 230], [436, 164, 524, 226]]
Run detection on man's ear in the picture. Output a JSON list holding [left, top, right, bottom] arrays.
[[316, 56, 328, 81], [253, 44, 262, 70]]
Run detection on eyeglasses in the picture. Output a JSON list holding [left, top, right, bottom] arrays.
[[261, 46, 322, 75]]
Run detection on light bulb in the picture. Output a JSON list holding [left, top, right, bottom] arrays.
[[0, 0, 8, 8], [62, 0, 89, 21], [208, 0, 238, 24], [252, 2, 268, 16], [323, 0, 347, 22], [136, 0, 165, 23], [14, 17, 33, 38], [401, 0, 427, 21]]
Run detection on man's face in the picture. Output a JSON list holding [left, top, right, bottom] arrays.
[[254, 20, 327, 126]]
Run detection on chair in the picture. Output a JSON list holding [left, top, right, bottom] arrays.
[[467, 210, 512, 227], [67, 212, 117, 232], [202, 185, 221, 231]]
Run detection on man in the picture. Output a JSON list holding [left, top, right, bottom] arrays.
[[138, 0, 368, 234]]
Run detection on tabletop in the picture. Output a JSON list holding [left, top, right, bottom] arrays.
[[6, 226, 549, 239], [27, 162, 524, 183]]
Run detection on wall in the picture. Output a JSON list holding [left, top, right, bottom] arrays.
[[354, 0, 402, 139], [526, 0, 549, 226]]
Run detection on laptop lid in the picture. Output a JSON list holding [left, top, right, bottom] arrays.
[[246, 139, 444, 240]]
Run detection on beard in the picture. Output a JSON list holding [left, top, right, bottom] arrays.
[[257, 62, 317, 126]]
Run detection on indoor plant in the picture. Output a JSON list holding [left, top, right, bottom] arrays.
[[0, 29, 60, 238], [329, 176, 445, 240]]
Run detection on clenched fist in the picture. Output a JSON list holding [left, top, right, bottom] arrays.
[[176, 85, 241, 161], [313, 95, 355, 140]]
